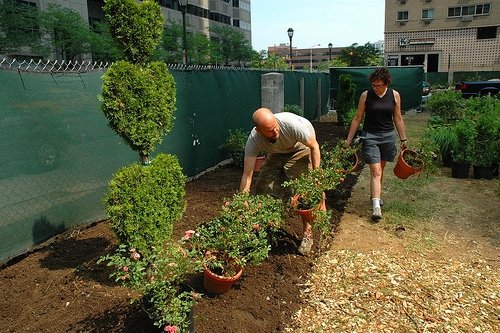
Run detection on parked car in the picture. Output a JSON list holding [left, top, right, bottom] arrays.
[[455, 79, 500, 98]]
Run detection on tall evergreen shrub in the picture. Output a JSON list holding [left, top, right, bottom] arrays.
[[337, 74, 356, 127]]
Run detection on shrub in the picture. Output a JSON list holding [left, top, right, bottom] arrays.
[[100, 60, 177, 160], [104, 153, 186, 257], [450, 118, 475, 163], [103, 0, 163, 64], [283, 104, 304, 117], [467, 97, 500, 166], [221, 128, 248, 167], [337, 74, 356, 127], [426, 90, 463, 122]]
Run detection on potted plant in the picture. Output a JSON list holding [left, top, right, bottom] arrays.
[[450, 117, 475, 178], [283, 167, 343, 223], [393, 148, 425, 179], [99, 241, 199, 332], [469, 97, 500, 179], [321, 141, 360, 175], [188, 192, 285, 294], [429, 124, 457, 167]]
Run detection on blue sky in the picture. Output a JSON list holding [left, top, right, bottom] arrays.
[[250, 0, 385, 52]]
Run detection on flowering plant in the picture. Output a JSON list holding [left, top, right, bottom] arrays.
[[321, 141, 360, 174], [284, 166, 343, 210], [188, 192, 285, 276], [98, 240, 201, 332]]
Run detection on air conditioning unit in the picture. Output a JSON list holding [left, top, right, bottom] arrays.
[[461, 15, 473, 22], [399, 0, 406, 3], [423, 19, 432, 24], [425, 0, 432, 2], [399, 38, 410, 46]]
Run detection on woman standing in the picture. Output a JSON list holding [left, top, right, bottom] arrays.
[[344, 67, 408, 222]]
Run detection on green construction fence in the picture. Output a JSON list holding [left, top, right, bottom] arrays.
[[0, 66, 329, 263]]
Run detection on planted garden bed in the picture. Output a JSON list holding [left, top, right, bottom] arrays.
[[0, 122, 356, 333]]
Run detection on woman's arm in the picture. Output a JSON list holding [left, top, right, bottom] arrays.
[[392, 90, 408, 148]]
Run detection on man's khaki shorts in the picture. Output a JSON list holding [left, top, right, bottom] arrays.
[[255, 148, 311, 197]]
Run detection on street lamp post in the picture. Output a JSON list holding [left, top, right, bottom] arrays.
[[309, 44, 320, 73], [328, 43, 332, 61], [179, 0, 188, 65], [287, 28, 294, 70]]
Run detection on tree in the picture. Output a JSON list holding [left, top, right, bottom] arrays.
[[0, 0, 41, 55], [210, 25, 253, 66], [36, 4, 97, 61], [317, 58, 349, 71], [252, 52, 288, 70], [155, 21, 183, 64], [338, 43, 383, 67], [88, 21, 123, 62], [188, 32, 212, 65]]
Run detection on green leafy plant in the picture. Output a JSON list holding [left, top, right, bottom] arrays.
[[321, 141, 360, 174], [99, 60, 177, 161], [467, 97, 500, 166], [98, 241, 200, 331], [426, 90, 464, 123], [189, 192, 285, 276], [450, 117, 475, 163], [337, 74, 357, 127], [221, 128, 248, 167], [104, 153, 186, 256], [283, 104, 304, 117], [103, 0, 163, 64], [284, 167, 343, 210], [98, 1, 190, 331], [428, 124, 457, 164]]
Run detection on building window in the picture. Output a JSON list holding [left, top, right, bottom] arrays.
[[477, 26, 497, 39], [448, 4, 491, 17], [422, 9, 434, 20], [476, 4, 491, 15], [397, 11, 409, 21]]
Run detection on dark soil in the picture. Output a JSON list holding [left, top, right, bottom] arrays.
[[0, 121, 355, 333]]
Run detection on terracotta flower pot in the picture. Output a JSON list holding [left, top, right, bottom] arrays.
[[343, 151, 360, 174], [203, 265, 243, 295], [393, 149, 424, 179], [291, 193, 326, 223]]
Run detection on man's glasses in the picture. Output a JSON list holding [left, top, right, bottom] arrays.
[[371, 82, 385, 87]]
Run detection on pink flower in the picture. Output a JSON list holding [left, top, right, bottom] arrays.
[[183, 230, 195, 240], [122, 266, 129, 272], [130, 252, 141, 260], [164, 325, 178, 333]]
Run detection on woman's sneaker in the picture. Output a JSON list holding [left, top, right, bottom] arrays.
[[371, 207, 382, 222]]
